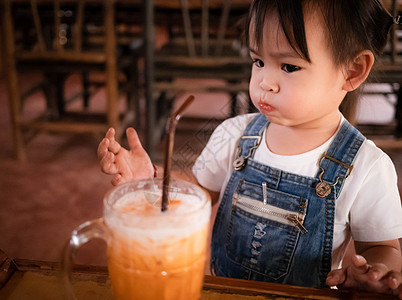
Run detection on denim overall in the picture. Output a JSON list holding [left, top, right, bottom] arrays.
[[210, 114, 365, 287]]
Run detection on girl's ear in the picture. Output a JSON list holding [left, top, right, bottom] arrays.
[[343, 50, 375, 92]]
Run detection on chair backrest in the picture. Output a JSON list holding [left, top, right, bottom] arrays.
[[3, 0, 116, 64], [180, 0, 233, 57], [156, 0, 251, 60]]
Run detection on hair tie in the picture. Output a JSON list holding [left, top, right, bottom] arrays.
[[394, 15, 401, 25]]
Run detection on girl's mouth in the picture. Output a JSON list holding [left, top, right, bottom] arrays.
[[258, 100, 274, 113]]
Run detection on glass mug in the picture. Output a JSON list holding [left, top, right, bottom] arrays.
[[63, 178, 211, 300]]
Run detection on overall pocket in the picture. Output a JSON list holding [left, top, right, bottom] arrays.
[[225, 179, 308, 280]]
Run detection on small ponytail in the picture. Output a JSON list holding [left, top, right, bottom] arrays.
[[339, 90, 360, 125], [338, 3, 398, 123]]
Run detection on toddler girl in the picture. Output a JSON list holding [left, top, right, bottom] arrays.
[[98, 0, 402, 297]]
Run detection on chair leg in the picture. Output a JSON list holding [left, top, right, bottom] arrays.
[[105, 67, 119, 134], [133, 61, 141, 130], [82, 72, 90, 109], [5, 65, 26, 161], [43, 73, 66, 119], [125, 59, 141, 129]]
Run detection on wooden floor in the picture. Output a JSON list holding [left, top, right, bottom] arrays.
[[0, 74, 401, 267]]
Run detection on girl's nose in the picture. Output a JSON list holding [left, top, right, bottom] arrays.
[[259, 78, 279, 93]]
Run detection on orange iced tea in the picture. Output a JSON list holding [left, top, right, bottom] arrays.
[[104, 180, 210, 300]]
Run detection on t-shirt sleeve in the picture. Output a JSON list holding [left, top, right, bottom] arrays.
[[192, 115, 253, 192], [349, 153, 402, 242]]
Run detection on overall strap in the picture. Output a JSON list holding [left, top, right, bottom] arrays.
[[238, 114, 268, 157], [233, 114, 269, 171], [315, 119, 365, 199]]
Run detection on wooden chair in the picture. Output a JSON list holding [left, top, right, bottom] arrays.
[[1, 0, 142, 161], [144, 0, 252, 159]]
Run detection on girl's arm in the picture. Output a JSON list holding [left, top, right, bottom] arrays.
[[172, 168, 220, 209], [355, 239, 401, 274], [327, 239, 402, 298]]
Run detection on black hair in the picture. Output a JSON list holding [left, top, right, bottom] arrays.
[[245, 0, 395, 123]]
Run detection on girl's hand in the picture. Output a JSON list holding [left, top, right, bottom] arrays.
[[97, 127, 154, 186], [326, 254, 402, 298]]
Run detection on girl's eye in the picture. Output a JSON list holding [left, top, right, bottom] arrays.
[[281, 64, 301, 73], [252, 59, 264, 68]]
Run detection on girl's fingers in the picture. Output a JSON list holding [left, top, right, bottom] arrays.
[[100, 152, 118, 174], [326, 269, 346, 286], [104, 128, 121, 155], [351, 255, 370, 273], [386, 270, 402, 289], [126, 127, 143, 151], [367, 263, 389, 281], [108, 138, 121, 155], [97, 138, 109, 160], [98, 128, 119, 158], [105, 127, 115, 139], [111, 173, 125, 186]]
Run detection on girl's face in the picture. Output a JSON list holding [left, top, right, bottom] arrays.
[[248, 10, 348, 129]]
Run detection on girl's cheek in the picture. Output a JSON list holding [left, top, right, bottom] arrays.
[[249, 80, 260, 104], [248, 75, 258, 94], [249, 94, 260, 110]]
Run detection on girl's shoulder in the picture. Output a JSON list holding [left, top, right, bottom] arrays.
[[218, 113, 259, 130], [358, 138, 392, 164], [211, 113, 260, 140], [353, 137, 397, 178], [339, 116, 393, 172], [201, 113, 260, 156], [201, 113, 261, 163]]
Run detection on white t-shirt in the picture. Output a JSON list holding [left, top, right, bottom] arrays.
[[192, 113, 402, 270]]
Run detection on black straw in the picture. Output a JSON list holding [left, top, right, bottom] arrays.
[[161, 95, 195, 212]]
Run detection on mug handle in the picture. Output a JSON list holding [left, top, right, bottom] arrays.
[[62, 218, 110, 300]]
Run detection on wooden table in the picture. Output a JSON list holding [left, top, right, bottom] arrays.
[[0, 258, 396, 300]]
